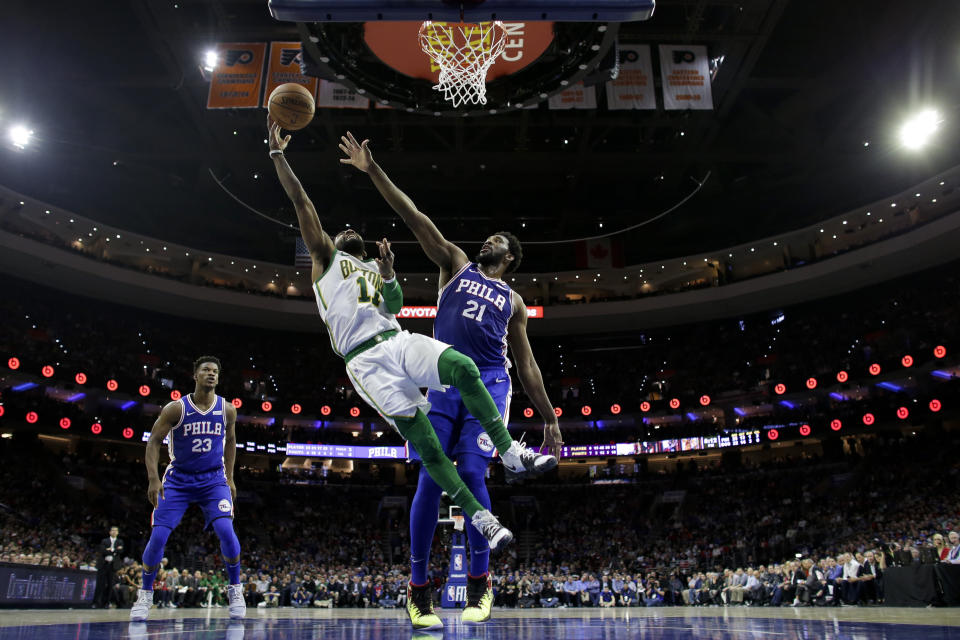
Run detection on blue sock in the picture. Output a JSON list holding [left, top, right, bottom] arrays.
[[141, 525, 172, 590], [212, 517, 242, 585], [409, 465, 443, 585], [457, 453, 492, 577]]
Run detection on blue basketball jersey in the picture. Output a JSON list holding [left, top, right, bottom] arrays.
[[169, 394, 227, 474], [435, 263, 514, 369]]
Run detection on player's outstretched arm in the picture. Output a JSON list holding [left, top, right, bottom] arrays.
[[268, 115, 336, 268], [339, 131, 468, 275], [145, 401, 182, 508], [508, 291, 563, 458], [224, 403, 238, 501]]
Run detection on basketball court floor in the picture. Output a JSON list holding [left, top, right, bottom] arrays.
[[1, 607, 958, 639]]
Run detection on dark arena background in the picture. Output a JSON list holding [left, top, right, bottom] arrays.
[[2, 0, 960, 638]]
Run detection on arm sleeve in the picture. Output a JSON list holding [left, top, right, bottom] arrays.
[[381, 278, 404, 314]]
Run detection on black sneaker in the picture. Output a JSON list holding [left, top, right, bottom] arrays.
[[462, 574, 493, 623], [407, 583, 442, 630]]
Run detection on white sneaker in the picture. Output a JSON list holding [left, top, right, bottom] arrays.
[[500, 440, 557, 479], [130, 589, 153, 622], [470, 509, 513, 551], [228, 584, 247, 620]]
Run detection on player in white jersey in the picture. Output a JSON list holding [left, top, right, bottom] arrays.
[[267, 117, 555, 578]]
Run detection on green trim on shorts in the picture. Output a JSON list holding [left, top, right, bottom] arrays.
[[344, 329, 399, 364], [345, 363, 415, 420]]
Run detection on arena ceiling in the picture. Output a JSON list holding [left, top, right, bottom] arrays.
[[1, 0, 958, 273]]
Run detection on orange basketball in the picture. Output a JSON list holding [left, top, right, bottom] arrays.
[[268, 83, 315, 131]]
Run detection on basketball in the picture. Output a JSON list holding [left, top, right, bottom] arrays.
[[268, 83, 315, 131]]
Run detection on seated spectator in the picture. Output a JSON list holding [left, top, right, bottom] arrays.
[[599, 586, 615, 608]]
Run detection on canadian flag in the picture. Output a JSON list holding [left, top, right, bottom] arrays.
[[575, 238, 624, 269]]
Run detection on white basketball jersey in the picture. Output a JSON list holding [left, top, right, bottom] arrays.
[[312, 250, 401, 356]]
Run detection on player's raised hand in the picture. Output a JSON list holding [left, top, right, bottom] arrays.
[[339, 131, 373, 172], [542, 420, 564, 459], [147, 477, 164, 508], [267, 114, 291, 153], [375, 237, 395, 279]]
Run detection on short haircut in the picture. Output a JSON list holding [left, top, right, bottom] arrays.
[[193, 356, 222, 372], [496, 230, 523, 273]]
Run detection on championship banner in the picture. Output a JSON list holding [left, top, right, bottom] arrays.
[[316, 80, 371, 109], [606, 45, 656, 110], [658, 44, 714, 110], [547, 82, 597, 110], [262, 42, 318, 108], [206, 42, 267, 109]]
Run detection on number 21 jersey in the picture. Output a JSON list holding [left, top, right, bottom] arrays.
[[435, 262, 514, 370]]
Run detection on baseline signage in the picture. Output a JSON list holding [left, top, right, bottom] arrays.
[[0, 564, 95, 608], [397, 306, 542, 319], [285, 443, 405, 459]]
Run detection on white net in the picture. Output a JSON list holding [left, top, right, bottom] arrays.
[[418, 21, 507, 108]]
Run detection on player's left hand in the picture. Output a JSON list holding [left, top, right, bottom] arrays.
[[542, 420, 563, 458], [375, 238, 395, 280], [227, 480, 237, 503]]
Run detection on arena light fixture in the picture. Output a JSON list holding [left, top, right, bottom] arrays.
[[862, 413, 875, 426], [261, 401, 273, 412], [669, 398, 680, 410], [350, 406, 361, 418], [523, 407, 534, 418], [41, 365, 54, 378], [799, 424, 811, 436], [640, 402, 651, 412], [7, 357, 19, 370], [899, 108, 942, 150], [26, 412, 38, 424], [836, 371, 848, 383], [122, 427, 134, 439], [806, 377, 818, 390], [59, 417, 71, 429], [290, 403, 302, 415], [767, 429, 779, 441], [868, 363, 881, 376], [830, 419, 842, 431], [896, 406, 909, 420], [901, 355, 914, 367], [75, 372, 87, 385], [106, 379, 118, 391], [554, 407, 563, 417], [610, 404, 621, 415], [138, 385, 151, 397], [203, 49, 219, 72], [929, 399, 942, 412], [934, 345, 946, 359], [91, 422, 102, 435], [232, 398, 243, 408], [581, 405, 592, 417], [699, 395, 710, 407], [774, 383, 786, 395], [320, 405, 332, 416], [8, 125, 33, 149], [170, 390, 181, 401]]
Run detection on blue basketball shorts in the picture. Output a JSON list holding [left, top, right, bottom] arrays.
[[410, 367, 512, 461], [151, 467, 233, 531]]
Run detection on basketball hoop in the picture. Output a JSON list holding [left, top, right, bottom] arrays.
[[452, 514, 465, 532], [419, 21, 507, 108]]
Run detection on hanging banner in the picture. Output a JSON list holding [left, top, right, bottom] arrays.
[[547, 82, 597, 110], [206, 43, 267, 109], [606, 45, 656, 110], [575, 239, 624, 269], [315, 80, 370, 110], [658, 44, 714, 111], [262, 42, 318, 107]]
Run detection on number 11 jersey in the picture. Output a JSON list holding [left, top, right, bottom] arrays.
[[435, 262, 514, 370]]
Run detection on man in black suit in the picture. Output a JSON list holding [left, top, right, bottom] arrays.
[[858, 550, 883, 604], [93, 526, 124, 608]]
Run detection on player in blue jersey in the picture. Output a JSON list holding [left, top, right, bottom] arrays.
[[341, 132, 563, 627], [130, 356, 245, 621]]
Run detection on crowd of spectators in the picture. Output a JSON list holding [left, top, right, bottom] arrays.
[[1, 426, 958, 610]]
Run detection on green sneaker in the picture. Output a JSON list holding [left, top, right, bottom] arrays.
[[461, 574, 493, 624], [407, 582, 443, 631]]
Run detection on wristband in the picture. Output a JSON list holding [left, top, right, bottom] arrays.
[[269, 149, 284, 157]]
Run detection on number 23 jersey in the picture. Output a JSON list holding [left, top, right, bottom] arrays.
[[435, 262, 514, 370], [170, 394, 227, 474]]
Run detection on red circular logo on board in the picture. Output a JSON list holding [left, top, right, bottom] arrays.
[[523, 407, 534, 418], [774, 384, 786, 395], [41, 365, 54, 378], [830, 419, 842, 431], [7, 357, 20, 370], [26, 411, 38, 424], [122, 427, 134, 439], [59, 417, 71, 429], [699, 395, 710, 406], [868, 363, 881, 376], [106, 379, 118, 391], [320, 405, 331, 416], [610, 404, 621, 415], [901, 355, 913, 368], [806, 377, 817, 389], [640, 402, 651, 412], [897, 406, 909, 420], [291, 403, 302, 415], [261, 401, 273, 412], [0, 406, 4, 418], [581, 405, 592, 417], [767, 429, 779, 441], [139, 385, 150, 397], [170, 390, 181, 401], [799, 424, 811, 436], [232, 398, 242, 408], [364, 21, 556, 83], [862, 413, 875, 426], [836, 371, 848, 383], [554, 407, 562, 417], [350, 406, 361, 418], [930, 399, 942, 412], [669, 398, 680, 409], [934, 345, 946, 359], [91, 423, 102, 435], [75, 373, 87, 385]]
